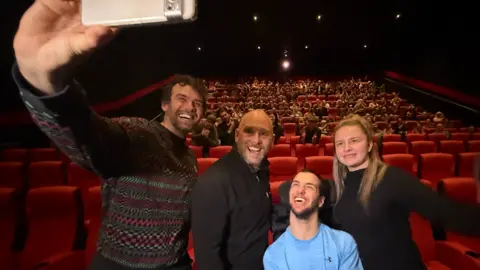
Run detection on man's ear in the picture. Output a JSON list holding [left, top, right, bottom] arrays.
[[161, 101, 169, 113], [234, 129, 239, 143], [368, 141, 373, 153], [318, 196, 326, 208]]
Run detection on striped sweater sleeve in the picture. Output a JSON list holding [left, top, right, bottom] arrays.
[[12, 64, 159, 178]]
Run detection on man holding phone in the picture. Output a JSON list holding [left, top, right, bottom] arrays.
[[12, 1, 205, 270]]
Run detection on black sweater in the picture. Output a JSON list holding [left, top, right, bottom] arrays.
[[191, 149, 271, 270], [335, 166, 480, 270]]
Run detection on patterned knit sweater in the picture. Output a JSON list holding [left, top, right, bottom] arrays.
[[13, 66, 198, 269]]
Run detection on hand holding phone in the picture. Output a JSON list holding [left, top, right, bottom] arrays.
[[14, 0, 118, 94], [82, 0, 197, 27]]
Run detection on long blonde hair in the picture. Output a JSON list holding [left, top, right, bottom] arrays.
[[332, 114, 388, 209]]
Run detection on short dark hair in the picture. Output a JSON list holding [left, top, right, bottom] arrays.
[[298, 168, 329, 198], [161, 74, 208, 109], [217, 108, 228, 117]]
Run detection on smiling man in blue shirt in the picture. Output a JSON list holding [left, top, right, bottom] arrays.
[[264, 169, 363, 270]]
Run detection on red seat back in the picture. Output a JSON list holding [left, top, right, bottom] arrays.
[[268, 144, 291, 157], [439, 140, 465, 156], [268, 157, 299, 182], [382, 154, 416, 175], [209, 146, 232, 158], [28, 161, 65, 188], [0, 188, 18, 268], [410, 141, 436, 157], [0, 162, 25, 189], [189, 146, 203, 158], [85, 186, 102, 265], [324, 143, 334, 156], [21, 186, 82, 269], [468, 140, 480, 152], [1, 149, 28, 162], [405, 133, 427, 143], [382, 134, 402, 142], [450, 133, 471, 143], [456, 152, 480, 177], [382, 142, 408, 155], [419, 153, 455, 187], [305, 156, 334, 179], [196, 158, 218, 176], [28, 148, 58, 162]]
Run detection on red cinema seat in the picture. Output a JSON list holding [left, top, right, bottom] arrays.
[[0, 162, 26, 189], [382, 142, 408, 155], [410, 180, 480, 270], [295, 144, 319, 166], [67, 163, 101, 201], [189, 146, 203, 158], [85, 186, 102, 266], [305, 156, 334, 179], [20, 186, 84, 270], [0, 188, 19, 270], [427, 133, 448, 145], [186, 138, 192, 145], [382, 154, 416, 175], [268, 157, 299, 182], [468, 140, 480, 152], [439, 140, 466, 156], [28, 148, 59, 162], [209, 146, 232, 158], [283, 123, 297, 138], [411, 141, 436, 157], [318, 135, 332, 147], [419, 153, 455, 188], [324, 143, 334, 156], [438, 177, 480, 253], [382, 134, 402, 142], [269, 181, 283, 204], [406, 133, 427, 143], [268, 144, 292, 157], [1, 148, 28, 162], [450, 133, 471, 143], [456, 152, 480, 177], [28, 161, 65, 188], [473, 133, 480, 140], [197, 158, 218, 176], [277, 136, 287, 144]]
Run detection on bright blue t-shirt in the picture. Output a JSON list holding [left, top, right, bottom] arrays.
[[263, 224, 363, 270]]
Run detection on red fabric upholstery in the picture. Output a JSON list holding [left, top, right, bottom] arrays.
[[269, 181, 283, 204], [21, 186, 82, 270], [468, 140, 480, 152], [457, 153, 480, 177], [283, 123, 297, 137], [427, 133, 448, 145], [0, 162, 25, 189], [28, 148, 59, 162], [196, 158, 218, 176], [406, 133, 427, 143], [411, 141, 436, 157], [419, 153, 454, 188], [318, 135, 332, 147], [450, 133, 471, 143], [382, 142, 408, 155], [268, 144, 292, 157], [382, 154, 416, 175], [85, 186, 102, 266], [268, 157, 299, 182], [439, 177, 480, 253], [67, 163, 101, 195], [0, 188, 18, 269], [304, 156, 334, 179], [439, 140, 466, 156], [35, 251, 84, 270], [295, 144, 319, 166], [324, 143, 334, 156], [209, 146, 232, 158], [28, 161, 65, 188], [189, 146, 203, 158], [382, 134, 402, 142], [1, 148, 28, 162]]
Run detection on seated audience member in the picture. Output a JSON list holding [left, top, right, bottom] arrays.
[[191, 116, 220, 156], [265, 169, 363, 270], [300, 115, 322, 144]]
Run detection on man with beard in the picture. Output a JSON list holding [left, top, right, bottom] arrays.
[[264, 170, 363, 270], [11, 1, 206, 269], [191, 109, 273, 270]]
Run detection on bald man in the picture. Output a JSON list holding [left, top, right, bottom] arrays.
[[191, 110, 274, 270]]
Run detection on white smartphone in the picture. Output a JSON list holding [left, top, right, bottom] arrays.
[[82, 0, 197, 27]]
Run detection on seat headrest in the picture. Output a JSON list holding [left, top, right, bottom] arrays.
[[278, 178, 337, 208]]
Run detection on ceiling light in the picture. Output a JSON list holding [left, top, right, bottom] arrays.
[[316, 15, 322, 20], [282, 60, 290, 70], [396, 13, 401, 19], [253, 15, 258, 21]]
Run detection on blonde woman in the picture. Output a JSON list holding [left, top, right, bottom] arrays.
[[332, 114, 480, 270]]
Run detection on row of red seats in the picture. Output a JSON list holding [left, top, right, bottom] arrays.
[[0, 148, 68, 163], [0, 161, 99, 193], [0, 186, 101, 270]]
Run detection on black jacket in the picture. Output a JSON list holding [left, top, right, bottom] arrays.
[[191, 149, 271, 270]]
